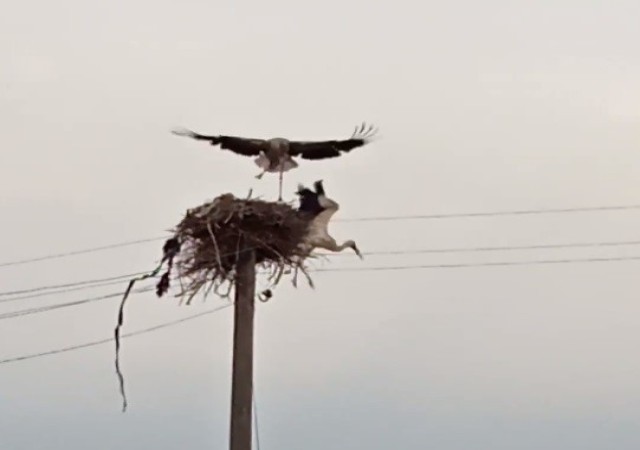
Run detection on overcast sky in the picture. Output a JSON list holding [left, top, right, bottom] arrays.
[[2, 0, 640, 449]]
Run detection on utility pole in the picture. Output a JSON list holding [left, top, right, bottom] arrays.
[[229, 244, 256, 450]]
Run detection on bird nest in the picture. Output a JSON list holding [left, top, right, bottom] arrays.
[[113, 192, 318, 412], [159, 192, 315, 303]]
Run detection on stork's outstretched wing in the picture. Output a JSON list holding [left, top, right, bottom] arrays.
[[171, 127, 265, 157], [288, 123, 377, 160], [312, 204, 339, 235]]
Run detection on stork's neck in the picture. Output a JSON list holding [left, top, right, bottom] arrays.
[[336, 241, 353, 251]]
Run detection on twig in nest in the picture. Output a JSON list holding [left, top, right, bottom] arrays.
[[214, 279, 234, 299], [300, 265, 315, 289], [206, 219, 224, 274], [292, 261, 315, 289], [223, 209, 235, 224], [185, 279, 205, 305], [258, 258, 287, 299], [270, 261, 286, 286], [203, 278, 216, 301]]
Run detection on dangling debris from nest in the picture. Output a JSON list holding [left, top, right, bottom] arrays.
[[113, 236, 181, 412], [258, 289, 273, 302], [113, 192, 317, 412]]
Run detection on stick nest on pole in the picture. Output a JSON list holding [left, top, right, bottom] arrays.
[[164, 192, 314, 303]]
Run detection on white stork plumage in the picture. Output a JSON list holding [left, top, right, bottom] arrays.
[[296, 180, 363, 258], [171, 123, 377, 201]]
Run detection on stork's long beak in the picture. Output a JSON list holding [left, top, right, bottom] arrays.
[[352, 244, 363, 259]]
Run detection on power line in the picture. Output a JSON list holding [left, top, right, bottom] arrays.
[[0, 287, 154, 321], [6, 238, 640, 300], [5, 238, 640, 303], [0, 303, 232, 365], [0, 278, 143, 304], [3, 203, 640, 269], [0, 272, 146, 297], [314, 255, 640, 272], [341, 204, 640, 222], [5, 253, 640, 321], [329, 239, 640, 257], [0, 237, 164, 269], [2, 253, 640, 364]]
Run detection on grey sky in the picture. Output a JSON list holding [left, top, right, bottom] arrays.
[[2, 0, 640, 448]]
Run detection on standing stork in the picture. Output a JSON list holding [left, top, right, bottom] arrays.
[[296, 180, 363, 258], [171, 123, 377, 201]]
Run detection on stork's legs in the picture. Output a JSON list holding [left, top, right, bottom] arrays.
[[255, 168, 283, 201]]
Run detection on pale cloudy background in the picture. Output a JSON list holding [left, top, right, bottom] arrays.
[[2, 0, 640, 449]]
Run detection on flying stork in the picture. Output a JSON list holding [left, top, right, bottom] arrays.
[[171, 123, 377, 201], [296, 180, 363, 258]]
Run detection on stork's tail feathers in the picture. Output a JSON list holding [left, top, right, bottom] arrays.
[[313, 180, 325, 196], [350, 122, 378, 141], [297, 180, 325, 196]]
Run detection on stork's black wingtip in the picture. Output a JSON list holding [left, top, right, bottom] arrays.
[[350, 122, 378, 140]]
